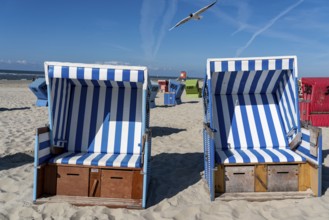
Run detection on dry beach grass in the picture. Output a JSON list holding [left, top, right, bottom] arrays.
[[0, 80, 329, 219]]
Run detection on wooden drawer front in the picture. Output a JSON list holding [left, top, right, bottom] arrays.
[[268, 165, 298, 192], [101, 170, 133, 199], [225, 166, 254, 193], [57, 166, 89, 196]]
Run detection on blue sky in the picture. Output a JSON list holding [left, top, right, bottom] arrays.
[[0, 0, 328, 77]]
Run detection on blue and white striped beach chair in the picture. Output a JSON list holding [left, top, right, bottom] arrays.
[[169, 79, 185, 104], [33, 62, 152, 208], [203, 56, 322, 200], [149, 81, 160, 108]]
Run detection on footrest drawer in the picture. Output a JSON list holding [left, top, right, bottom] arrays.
[[57, 166, 89, 196], [225, 166, 254, 193], [268, 165, 298, 192]]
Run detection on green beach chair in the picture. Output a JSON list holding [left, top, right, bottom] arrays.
[[185, 79, 201, 98]]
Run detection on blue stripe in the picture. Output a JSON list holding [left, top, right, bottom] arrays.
[[92, 68, 100, 80], [210, 61, 215, 73], [262, 149, 280, 162], [249, 71, 262, 93], [249, 149, 265, 163], [276, 59, 282, 69], [250, 94, 266, 148], [261, 95, 279, 148], [120, 154, 133, 167], [302, 132, 310, 142], [60, 81, 70, 144], [227, 71, 238, 94], [216, 96, 228, 150], [262, 60, 269, 70], [237, 150, 251, 163], [60, 153, 78, 164], [54, 79, 64, 145], [282, 72, 295, 129], [61, 66, 69, 79], [91, 154, 105, 166], [214, 72, 225, 94], [237, 71, 249, 94], [48, 66, 54, 78], [235, 61, 242, 71], [297, 146, 317, 161], [75, 87, 87, 152], [107, 69, 115, 81], [123, 70, 130, 82], [221, 61, 228, 71], [39, 140, 50, 150], [286, 73, 297, 119], [64, 85, 75, 151], [137, 70, 144, 82], [225, 150, 236, 163], [39, 155, 52, 164], [260, 70, 276, 93], [77, 67, 84, 80], [100, 87, 112, 153], [248, 60, 255, 71], [238, 95, 253, 148], [52, 79, 59, 126], [273, 94, 288, 146], [88, 86, 100, 152], [127, 88, 137, 154], [105, 154, 119, 166], [114, 88, 125, 154], [76, 153, 91, 165], [275, 149, 294, 162], [289, 58, 294, 69]]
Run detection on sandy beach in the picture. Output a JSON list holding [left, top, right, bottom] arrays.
[[0, 80, 329, 220]]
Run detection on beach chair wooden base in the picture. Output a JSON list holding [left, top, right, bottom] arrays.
[[214, 161, 319, 198], [35, 164, 143, 208]]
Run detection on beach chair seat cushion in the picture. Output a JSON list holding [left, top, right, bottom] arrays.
[[48, 152, 141, 168], [215, 148, 305, 164]]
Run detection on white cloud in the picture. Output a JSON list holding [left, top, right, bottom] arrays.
[[236, 0, 304, 56]]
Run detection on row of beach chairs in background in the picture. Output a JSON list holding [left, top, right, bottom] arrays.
[[32, 56, 323, 209]]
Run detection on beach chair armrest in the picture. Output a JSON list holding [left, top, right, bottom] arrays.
[[289, 132, 302, 150], [203, 123, 215, 139], [141, 129, 151, 165]]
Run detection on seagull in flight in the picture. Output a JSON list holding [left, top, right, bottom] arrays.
[[169, 0, 217, 31]]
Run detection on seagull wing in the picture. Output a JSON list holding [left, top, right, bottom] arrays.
[[194, 0, 217, 16], [169, 16, 192, 31]]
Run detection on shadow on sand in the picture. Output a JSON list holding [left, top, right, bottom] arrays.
[[151, 126, 186, 138], [147, 152, 204, 206], [0, 152, 34, 171]]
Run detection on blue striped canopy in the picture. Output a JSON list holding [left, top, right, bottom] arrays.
[[44, 62, 149, 167], [206, 56, 301, 164]]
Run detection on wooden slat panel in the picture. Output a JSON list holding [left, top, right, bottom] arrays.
[[268, 165, 298, 192], [255, 165, 267, 192], [44, 165, 57, 195], [309, 163, 319, 196], [37, 127, 49, 134], [131, 170, 143, 199], [89, 168, 101, 197], [57, 166, 89, 196], [225, 166, 254, 193], [37, 166, 45, 198], [298, 163, 310, 191], [101, 170, 133, 199], [215, 165, 225, 193]]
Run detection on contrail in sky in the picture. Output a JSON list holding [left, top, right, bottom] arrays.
[[236, 0, 304, 56], [140, 0, 177, 60]]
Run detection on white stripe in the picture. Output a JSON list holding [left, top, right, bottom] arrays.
[[213, 93, 221, 151], [243, 150, 258, 163], [222, 95, 233, 148], [214, 61, 222, 72], [267, 95, 286, 147], [255, 70, 268, 93], [211, 72, 219, 96], [39, 132, 50, 143], [231, 72, 243, 94], [281, 148, 303, 162], [282, 59, 289, 69], [243, 71, 257, 93], [69, 66, 77, 79], [228, 61, 235, 71], [62, 84, 71, 146], [114, 69, 123, 82], [233, 95, 247, 149], [52, 79, 62, 144], [276, 89, 289, 133], [84, 68, 92, 80], [244, 95, 260, 148], [256, 95, 272, 147], [112, 154, 126, 167], [300, 140, 310, 150], [218, 150, 229, 163], [130, 70, 138, 82], [67, 153, 85, 164], [270, 149, 287, 162], [295, 150, 317, 165], [255, 60, 262, 70], [281, 76, 293, 128], [134, 89, 143, 154], [241, 60, 249, 71], [82, 153, 101, 165], [81, 86, 93, 152], [52, 152, 72, 164], [68, 86, 81, 151], [301, 128, 310, 136], [127, 155, 140, 167], [97, 154, 114, 166], [94, 87, 106, 153], [268, 59, 275, 70], [107, 87, 119, 153], [54, 66, 62, 78], [266, 70, 281, 93], [254, 149, 273, 163], [220, 72, 231, 94], [120, 83, 131, 154], [99, 68, 107, 81], [57, 79, 67, 144], [230, 150, 244, 163], [38, 147, 51, 159]]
